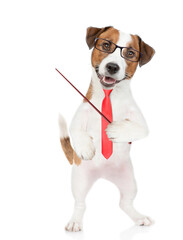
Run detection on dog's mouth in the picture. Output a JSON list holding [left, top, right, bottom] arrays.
[[100, 76, 117, 87], [95, 67, 126, 88], [96, 71, 121, 87]]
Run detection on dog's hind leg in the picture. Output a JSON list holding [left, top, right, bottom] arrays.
[[109, 160, 154, 226], [65, 164, 97, 232]]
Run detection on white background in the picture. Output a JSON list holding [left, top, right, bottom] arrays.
[[0, 0, 183, 239]]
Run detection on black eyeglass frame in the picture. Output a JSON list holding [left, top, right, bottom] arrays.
[[94, 38, 143, 62]]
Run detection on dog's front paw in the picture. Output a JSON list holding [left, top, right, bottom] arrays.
[[65, 221, 82, 232], [74, 135, 95, 160], [106, 121, 124, 142], [106, 120, 148, 142]]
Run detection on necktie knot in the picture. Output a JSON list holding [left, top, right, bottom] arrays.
[[103, 89, 112, 97]]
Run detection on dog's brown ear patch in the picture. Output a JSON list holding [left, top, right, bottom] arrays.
[[86, 26, 112, 49], [138, 36, 155, 67]]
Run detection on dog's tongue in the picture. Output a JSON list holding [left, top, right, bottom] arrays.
[[103, 76, 116, 84]]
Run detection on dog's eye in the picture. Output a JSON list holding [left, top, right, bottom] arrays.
[[102, 42, 111, 51], [126, 50, 135, 58]]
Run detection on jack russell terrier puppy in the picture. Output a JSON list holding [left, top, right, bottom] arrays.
[[59, 26, 155, 232]]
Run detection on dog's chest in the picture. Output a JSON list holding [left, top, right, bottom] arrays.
[[86, 86, 132, 140], [87, 87, 131, 132], [85, 88, 131, 165]]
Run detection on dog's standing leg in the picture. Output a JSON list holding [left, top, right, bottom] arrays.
[[108, 159, 153, 226], [65, 164, 97, 232]]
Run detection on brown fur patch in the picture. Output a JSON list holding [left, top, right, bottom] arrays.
[[60, 137, 73, 165], [124, 35, 140, 79], [73, 151, 82, 166], [86, 26, 112, 49], [91, 27, 119, 68], [138, 37, 155, 67], [83, 81, 93, 102]]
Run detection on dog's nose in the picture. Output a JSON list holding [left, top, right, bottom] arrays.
[[106, 62, 120, 75]]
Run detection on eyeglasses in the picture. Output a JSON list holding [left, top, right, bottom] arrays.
[[94, 38, 142, 62]]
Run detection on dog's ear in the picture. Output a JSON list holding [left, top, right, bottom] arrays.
[[138, 36, 155, 67], [86, 26, 112, 49]]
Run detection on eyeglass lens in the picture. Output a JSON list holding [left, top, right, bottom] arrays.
[[95, 38, 140, 62]]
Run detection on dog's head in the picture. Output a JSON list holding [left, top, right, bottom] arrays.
[[86, 26, 155, 88]]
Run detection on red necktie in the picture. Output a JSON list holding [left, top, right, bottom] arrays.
[[101, 89, 113, 159]]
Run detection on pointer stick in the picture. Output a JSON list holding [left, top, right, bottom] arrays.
[[55, 68, 111, 124]]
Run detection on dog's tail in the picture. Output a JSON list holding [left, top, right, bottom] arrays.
[[58, 114, 81, 166]]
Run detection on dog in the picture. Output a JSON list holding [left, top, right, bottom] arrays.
[[59, 26, 155, 232]]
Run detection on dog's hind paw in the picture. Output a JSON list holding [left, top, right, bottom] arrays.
[[135, 216, 154, 226], [65, 221, 83, 232]]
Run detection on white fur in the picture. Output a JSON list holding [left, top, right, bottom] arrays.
[[65, 31, 153, 231], [58, 114, 69, 139], [71, 130, 95, 160], [106, 120, 149, 142]]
